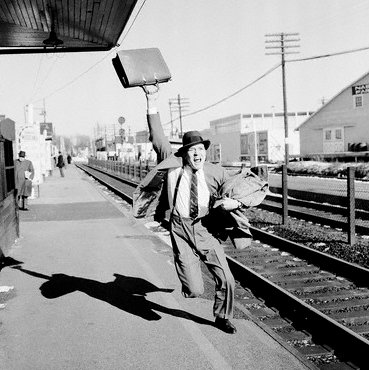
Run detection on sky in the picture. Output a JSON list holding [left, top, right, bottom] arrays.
[[2, 0, 369, 138]]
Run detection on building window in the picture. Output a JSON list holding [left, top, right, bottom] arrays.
[[335, 128, 342, 140], [354, 95, 363, 108], [324, 130, 332, 141]]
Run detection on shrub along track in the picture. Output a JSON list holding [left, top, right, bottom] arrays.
[[77, 163, 369, 369]]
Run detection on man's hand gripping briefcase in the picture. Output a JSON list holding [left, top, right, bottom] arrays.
[[113, 48, 171, 88]]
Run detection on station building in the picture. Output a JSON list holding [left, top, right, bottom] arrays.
[[296, 71, 369, 158], [0, 116, 17, 257], [207, 111, 313, 164]]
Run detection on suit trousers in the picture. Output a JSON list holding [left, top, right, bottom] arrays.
[[170, 214, 235, 319]]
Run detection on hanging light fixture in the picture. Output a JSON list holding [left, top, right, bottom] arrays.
[[42, 5, 63, 48], [43, 26, 63, 47]]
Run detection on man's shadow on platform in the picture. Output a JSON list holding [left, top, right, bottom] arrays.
[[12, 266, 214, 326], [0, 256, 23, 272]]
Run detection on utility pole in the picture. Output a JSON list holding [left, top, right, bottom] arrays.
[[266, 32, 300, 226], [40, 99, 47, 123], [169, 94, 190, 138], [169, 101, 174, 138], [265, 32, 300, 164]]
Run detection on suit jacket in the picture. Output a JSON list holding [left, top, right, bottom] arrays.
[[56, 155, 65, 168], [133, 113, 253, 241]]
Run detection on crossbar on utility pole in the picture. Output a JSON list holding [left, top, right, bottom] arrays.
[[265, 32, 300, 225]]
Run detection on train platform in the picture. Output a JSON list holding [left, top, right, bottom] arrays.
[[0, 164, 314, 370]]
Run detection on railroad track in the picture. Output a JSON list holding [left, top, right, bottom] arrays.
[[261, 193, 369, 235], [77, 163, 369, 369]]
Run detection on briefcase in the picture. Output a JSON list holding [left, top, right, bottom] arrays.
[[112, 48, 171, 88]]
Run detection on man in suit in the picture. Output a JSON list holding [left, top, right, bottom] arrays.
[[138, 86, 244, 334]]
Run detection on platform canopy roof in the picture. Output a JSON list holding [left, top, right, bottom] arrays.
[[0, 0, 138, 54]]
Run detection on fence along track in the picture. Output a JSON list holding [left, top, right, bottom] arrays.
[[77, 163, 369, 368]]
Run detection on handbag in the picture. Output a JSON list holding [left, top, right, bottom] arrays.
[[112, 48, 171, 88]]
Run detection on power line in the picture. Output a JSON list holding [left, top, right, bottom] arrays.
[[164, 44, 369, 127], [163, 62, 281, 127], [32, 0, 148, 104], [32, 50, 115, 104], [28, 54, 44, 103], [31, 55, 59, 103], [287, 44, 369, 63], [119, 0, 147, 45]]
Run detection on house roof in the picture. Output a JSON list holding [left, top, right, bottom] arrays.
[[0, 1, 138, 54], [295, 69, 369, 131]]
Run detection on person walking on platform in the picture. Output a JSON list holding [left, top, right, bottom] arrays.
[[67, 154, 72, 164], [133, 86, 252, 334], [56, 152, 65, 177], [14, 150, 34, 211]]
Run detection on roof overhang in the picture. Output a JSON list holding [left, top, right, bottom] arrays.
[[0, 0, 138, 55]]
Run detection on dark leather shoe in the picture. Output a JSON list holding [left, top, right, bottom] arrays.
[[215, 317, 237, 334]]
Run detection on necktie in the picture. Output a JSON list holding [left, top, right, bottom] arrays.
[[189, 170, 198, 219]]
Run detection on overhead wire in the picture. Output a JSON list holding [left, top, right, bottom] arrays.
[[287, 45, 369, 63], [119, 0, 147, 45], [31, 0, 148, 105], [31, 55, 59, 103], [31, 50, 115, 104], [30, 0, 369, 124], [28, 53, 44, 103], [163, 62, 281, 127], [165, 43, 369, 127]]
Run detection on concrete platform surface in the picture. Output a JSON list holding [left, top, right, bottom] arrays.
[[0, 165, 314, 370]]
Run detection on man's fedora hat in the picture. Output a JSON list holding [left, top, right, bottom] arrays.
[[175, 131, 210, 157], [19, 150, 26, 157]]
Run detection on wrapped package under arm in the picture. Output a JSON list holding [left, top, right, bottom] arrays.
[[212, 168, 269, 249]]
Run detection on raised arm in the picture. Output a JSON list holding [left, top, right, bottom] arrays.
[[142, 85, 172, 163]]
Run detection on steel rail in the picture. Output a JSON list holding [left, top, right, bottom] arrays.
[[266, 193, 369, 220], [250, 227, 369, 287], [260, 196, 369, 235], [227, 256, 369, 368]]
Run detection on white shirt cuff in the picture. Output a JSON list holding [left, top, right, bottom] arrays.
[[147, 107, 158, 115]]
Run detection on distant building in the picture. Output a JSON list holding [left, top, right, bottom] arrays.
[[296, 71, 369, 156], [208, 111, 313, 163]]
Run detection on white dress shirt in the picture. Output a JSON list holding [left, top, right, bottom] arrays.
[[167, 166, 210, 218]]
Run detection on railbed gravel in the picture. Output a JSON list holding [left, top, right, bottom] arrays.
[[246, 207, 369, 269]]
